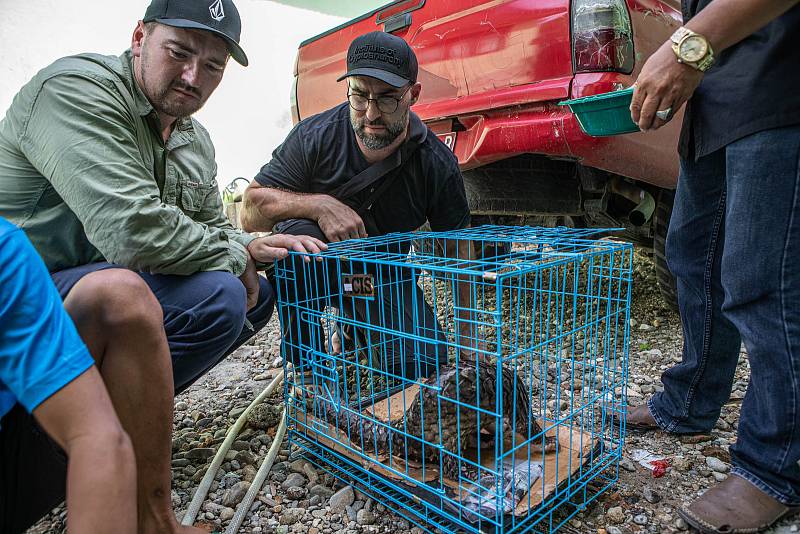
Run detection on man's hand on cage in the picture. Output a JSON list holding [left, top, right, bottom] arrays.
[[316, 196, 368, 242], [247, 234, 328, 264]]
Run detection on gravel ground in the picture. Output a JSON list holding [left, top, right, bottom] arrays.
[[29, 252, 800, 534]]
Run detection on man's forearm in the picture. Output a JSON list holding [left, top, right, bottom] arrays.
[[686, 0, 798, 53], [242, 186, 325, 232]]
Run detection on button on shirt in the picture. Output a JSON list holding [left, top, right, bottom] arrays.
[[0, 51, 253, 275], [679, 1, 800, 159]]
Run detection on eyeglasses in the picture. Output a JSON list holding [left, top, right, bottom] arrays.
[[347, 85, 412, 114]]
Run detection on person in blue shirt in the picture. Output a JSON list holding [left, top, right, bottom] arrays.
[[0, 217, 136, 533]]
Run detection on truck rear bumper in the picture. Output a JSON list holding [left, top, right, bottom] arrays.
[[434, 103, 679, 189]]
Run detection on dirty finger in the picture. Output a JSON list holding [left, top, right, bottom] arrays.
[[638, 93, 663, 131]]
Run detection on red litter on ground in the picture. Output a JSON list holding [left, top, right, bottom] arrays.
[[630, 449, 672, 477], [650, 459, 671, 478]]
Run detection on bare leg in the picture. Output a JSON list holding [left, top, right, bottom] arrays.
[[33, 368, 137, 534], [64, 269, 205, 534]]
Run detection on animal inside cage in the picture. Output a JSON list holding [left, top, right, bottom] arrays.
[[274, 225, 632, 533]]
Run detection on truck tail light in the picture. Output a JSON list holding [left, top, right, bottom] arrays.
[[571, 0, 635, 73]]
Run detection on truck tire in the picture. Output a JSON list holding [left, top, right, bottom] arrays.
[[654, 189, 678, 310]]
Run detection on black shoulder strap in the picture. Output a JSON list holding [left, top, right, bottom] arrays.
[[330, 112, 428, 206], [330, 146, 402, 202], [355, 146, 409, 213]]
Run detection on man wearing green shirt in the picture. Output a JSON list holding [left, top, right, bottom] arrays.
[[0, 0, 324, 532]]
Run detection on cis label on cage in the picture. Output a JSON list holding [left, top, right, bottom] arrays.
[[342, 274, 375, 299]]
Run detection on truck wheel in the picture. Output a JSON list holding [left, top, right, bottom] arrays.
[[654, 189, 678, 310]]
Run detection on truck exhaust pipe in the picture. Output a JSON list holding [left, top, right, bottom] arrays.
[[610, 177, 655, 227]]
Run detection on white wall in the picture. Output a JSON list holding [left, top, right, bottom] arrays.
[[0, 0, 345, 189]]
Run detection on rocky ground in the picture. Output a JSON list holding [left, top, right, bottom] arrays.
[[30, 252, 800, 534]]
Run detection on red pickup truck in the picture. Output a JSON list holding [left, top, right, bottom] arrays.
[[290, 0, 683, 306]]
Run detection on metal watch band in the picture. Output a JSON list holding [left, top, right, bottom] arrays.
[[670, 26, 692, 45], [696, 54, 715, 72]]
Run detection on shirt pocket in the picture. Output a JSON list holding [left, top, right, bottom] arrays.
[[178, 177, 215, 214]]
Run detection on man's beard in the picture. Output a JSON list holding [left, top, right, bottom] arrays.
[[139, 53, 204, 119], [351, 106, 408, 150]]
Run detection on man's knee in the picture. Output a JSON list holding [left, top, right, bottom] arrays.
[[169, 271, 247, 343], [165, 272, 249, 392], [720, 244, 775, 311], [664, 214, 708, 285], [65, 268, 163, 333]]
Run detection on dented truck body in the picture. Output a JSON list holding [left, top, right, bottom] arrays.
[[292, 0, 683, 305]]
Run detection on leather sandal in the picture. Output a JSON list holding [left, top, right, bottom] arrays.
[[627, 404, 660, 432], [678, 474, 800, 533]]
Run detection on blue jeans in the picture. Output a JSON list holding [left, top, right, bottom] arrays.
[[51, 263, 275, 394], [649, 125, 800, 505]]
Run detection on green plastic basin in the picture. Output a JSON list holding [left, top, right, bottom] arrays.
[[559, 87, 640, 137]]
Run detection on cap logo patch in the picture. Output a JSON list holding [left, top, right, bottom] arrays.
[[349, 44, 402, 68], [209, 0, 225, 21]]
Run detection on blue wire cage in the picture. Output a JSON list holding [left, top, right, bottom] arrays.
[[274, 225, 632, 533]]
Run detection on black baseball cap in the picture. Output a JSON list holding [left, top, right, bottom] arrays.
[[143, 0, 248, 66], [337, 31, 418, 88]]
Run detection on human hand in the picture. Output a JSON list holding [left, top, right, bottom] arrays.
[[247, 234, 328, 264], [239, 254, 261, 310], [630, 41, 704, 131], [317, 196, 368, 242]]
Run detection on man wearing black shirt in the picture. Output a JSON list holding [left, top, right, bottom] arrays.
[[242, 32, 472, 379], [626, 0, 800, 531]]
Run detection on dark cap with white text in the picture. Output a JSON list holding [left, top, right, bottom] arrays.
[[337, 31, 417, 88]]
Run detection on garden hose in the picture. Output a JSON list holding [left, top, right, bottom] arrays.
[[181, 364, 292, 526], [224, 386, 292, 534]]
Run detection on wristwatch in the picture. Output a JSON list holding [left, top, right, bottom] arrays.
[[670, 27, 715, 72]]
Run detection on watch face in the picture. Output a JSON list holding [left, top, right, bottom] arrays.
[[680, 36, 708, 63]]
